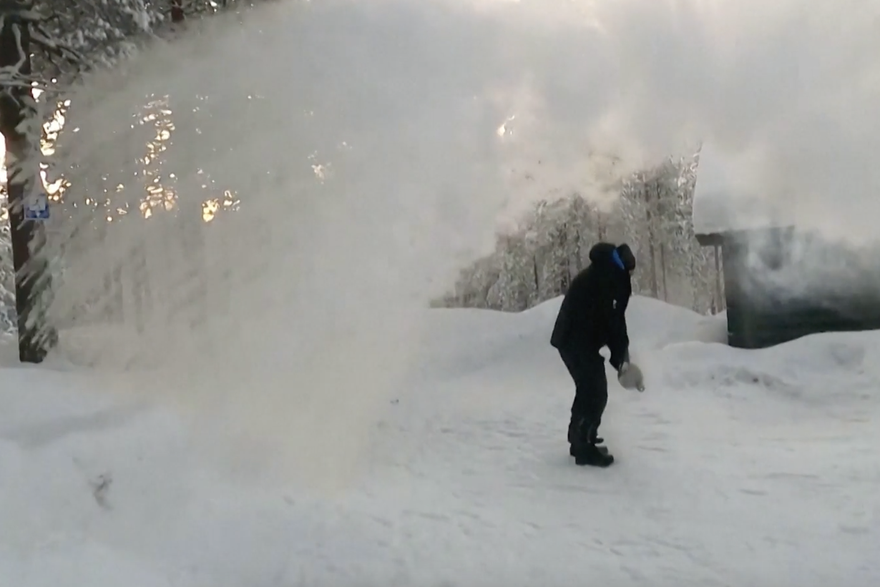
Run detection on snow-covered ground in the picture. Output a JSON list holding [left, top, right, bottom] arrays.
[[10, 0, 880, 584], [2, 295, 879, 586]]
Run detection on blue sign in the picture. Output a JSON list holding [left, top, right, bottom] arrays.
[[25, 192, 49, 221]]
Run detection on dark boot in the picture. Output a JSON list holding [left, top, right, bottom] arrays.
[[574, 444, 614, 467], [568, 415, 588, 456], [567, 415, 583, 445], [570, 422, 604, 456]]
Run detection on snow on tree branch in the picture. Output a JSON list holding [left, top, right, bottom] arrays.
[[25, 0, 268, 81], [30, 0, 162, 77], [0, 1, 85, 93]]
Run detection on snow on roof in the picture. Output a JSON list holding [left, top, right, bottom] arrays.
[[692, 143, 790, 236]]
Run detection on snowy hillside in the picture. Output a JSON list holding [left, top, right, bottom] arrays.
[[2, 296, 879, 586]]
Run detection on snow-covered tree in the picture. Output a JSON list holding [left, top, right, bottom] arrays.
[[34, 0, 261, 79], [486, 234, 534, 311], [436, 153, 723, 315], [0, 0, 265, 358], [34, 0, 159, 73], [0, 1, 87, 360]]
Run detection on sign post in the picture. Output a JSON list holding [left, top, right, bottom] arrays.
[[24, 191, 50, 221]]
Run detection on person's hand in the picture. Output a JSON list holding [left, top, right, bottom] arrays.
[[618, 362, 645, 392]]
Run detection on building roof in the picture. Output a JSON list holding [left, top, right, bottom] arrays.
[[692, 143, 790, 238]]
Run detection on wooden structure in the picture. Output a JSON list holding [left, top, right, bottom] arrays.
[[695, 227, 880, 349], [693, 146, 880, 349]]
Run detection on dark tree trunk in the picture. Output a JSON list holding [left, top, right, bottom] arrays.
[[531, 254, 539, 301], [643, 175, 659, 298], [714, 244, 724, 311], [0, 16, 57, 362], [596, 208, 606, 241], [171, 0, 185, 22], [132, 242, 151, 334], [659, 241, 668, 301]]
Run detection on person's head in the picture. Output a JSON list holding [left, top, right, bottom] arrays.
[[612, 243, 636, 274]]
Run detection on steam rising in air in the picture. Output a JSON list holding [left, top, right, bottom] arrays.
[[47, 0, 880, 491]]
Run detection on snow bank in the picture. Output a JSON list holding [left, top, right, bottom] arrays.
[[660, 328, 880, 404], [413, 296, 725, 385]]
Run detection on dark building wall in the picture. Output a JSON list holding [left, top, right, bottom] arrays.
[[714, 227, 880, 349]]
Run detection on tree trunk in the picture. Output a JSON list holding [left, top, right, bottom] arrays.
[[596, 207, 606, 241], [532, 254, 539, 302], [0, 17, 57, 362], [643, 176, 659, 298], [659, 241, 668, 301], [714, 245, 724, 312], [171, 0, 185, 22], [132, 242, 151, 334]]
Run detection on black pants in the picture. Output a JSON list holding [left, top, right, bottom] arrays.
[[558, 348, 608, 443]]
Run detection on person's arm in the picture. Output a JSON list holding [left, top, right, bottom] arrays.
[[607, 295, 630, 371]]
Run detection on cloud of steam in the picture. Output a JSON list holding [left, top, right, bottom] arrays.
[[581, 0, 880, 304], [588, 0, 880, 240], [46, 0, 880, 489]]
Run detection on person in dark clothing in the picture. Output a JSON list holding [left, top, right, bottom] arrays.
[[550, 242, 645, 467]]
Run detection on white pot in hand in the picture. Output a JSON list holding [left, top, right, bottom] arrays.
[[618, 362, 645, 392]]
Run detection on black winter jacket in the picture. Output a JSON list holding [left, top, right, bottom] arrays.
[[550, 242, 632, 370]]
